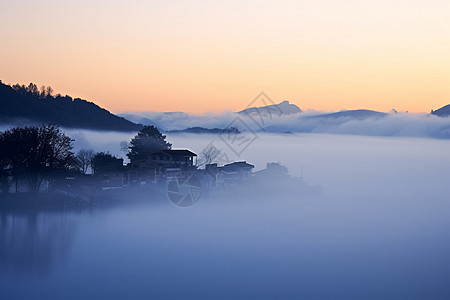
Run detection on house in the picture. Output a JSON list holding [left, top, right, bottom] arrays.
[[253, 162, 288, 179], [93, 156, 126, 188], [223, 161, 254, 178], [202, 161, 255, 189], [221, 161, 254, 185], [129, 149, 197, 184], [203, 163, 221, 188]]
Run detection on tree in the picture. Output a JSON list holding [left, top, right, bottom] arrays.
[[197, 144, 223, 167], [46, 86, 54, 97], [0, 125, 76, 193], [127, 126, 172, 162], [40, 85, 46, 97], [27, 83, 39, 96], [92, 152, 123, 175], [76, 149, 95, 174], [119, 141, 129, 154]]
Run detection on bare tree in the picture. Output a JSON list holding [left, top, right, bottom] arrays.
[[120, 141, 129, 155], [76, 149, 96, 174], [198, 144, 222, 167]]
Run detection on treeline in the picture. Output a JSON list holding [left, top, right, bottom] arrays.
[[0, 124, 171, 194], [0, 80, 142, 131], [0, 125, 126, 193], [166, 126, 240, 134], [0, 125, 77, 193], [12, 82, 55, 98]]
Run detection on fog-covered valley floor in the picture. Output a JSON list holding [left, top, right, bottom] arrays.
[[69, 130, 450, 200], [2, 132, 450, 299]]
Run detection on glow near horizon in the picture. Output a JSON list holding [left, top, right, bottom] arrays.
[[0, 0, 449, 113]]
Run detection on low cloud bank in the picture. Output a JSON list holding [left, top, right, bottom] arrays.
[[125, 110, 450, 139]]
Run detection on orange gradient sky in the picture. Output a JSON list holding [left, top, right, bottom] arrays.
[[1, 0, 449, 113]]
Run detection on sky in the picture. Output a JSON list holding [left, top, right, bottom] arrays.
[[1, 0, 449, 113]]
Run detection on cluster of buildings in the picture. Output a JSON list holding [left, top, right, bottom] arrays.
[[93, 148, 291, 193], [1, 145, 291, 196], [95, 149, 198, 187], [95, 148, 264, 191]]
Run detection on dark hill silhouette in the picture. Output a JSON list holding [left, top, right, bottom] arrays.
[[166, 126, 240, 134], [431, 105, 450, 117], [0, 81, 142, 131]]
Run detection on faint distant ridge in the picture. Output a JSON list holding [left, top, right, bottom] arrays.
[[238, 100, 302, 115], [431, 105, 450, 117], [119, 113, 157, 127], [308, 109, 387, 120], [0, 81, 142, 131], [166, 126, 240, 134]]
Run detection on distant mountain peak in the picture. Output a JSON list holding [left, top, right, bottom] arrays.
[[431, 104, 450, 117], [238, 100, 302, 115]]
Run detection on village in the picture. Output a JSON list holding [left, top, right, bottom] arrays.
[[88, 148, 290, 188], [59, 148, 295, 202], [0, 125, 316, 204]]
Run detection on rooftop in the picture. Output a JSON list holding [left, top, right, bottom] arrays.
[[157, 149, 197, 157], [224, 161, 255, 169]]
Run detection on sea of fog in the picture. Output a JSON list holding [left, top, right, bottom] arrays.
[[1, 132, 450, 299], [68, 130, 450, 199]]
